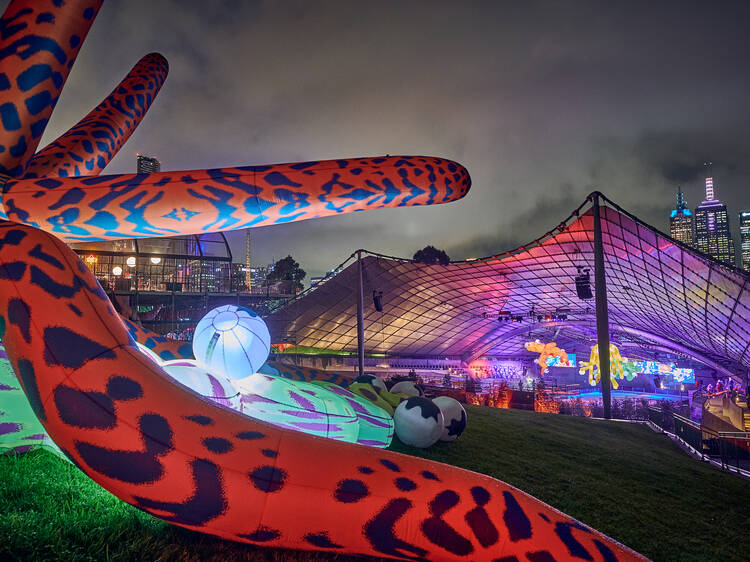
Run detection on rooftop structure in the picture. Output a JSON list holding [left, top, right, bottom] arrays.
[[267, 193, 750, 380]]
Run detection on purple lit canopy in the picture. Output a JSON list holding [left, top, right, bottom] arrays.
[[266, 194, 750, 379]]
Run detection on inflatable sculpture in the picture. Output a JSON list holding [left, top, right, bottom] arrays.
[[579, 344, 627, 389], [0, 1, 642, 559], [524, 340, 570, 373]]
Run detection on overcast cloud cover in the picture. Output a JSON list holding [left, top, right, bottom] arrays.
[[10, 0, 750, 277]]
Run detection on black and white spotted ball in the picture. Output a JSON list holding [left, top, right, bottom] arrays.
[[432, 396, 467, 442], [389, 380, 423, 397], [393, 397, 444, 448]]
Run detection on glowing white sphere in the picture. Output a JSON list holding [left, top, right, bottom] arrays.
[[162, 359, 241, 410], [126, 256, 136, 267], [432, 396, 467, 442], [354, 374, 387, 392], [192, 305, 270, 379], [393, 397, 443, 448], [390, 380, 423, 397], [112, 266, 122, 276]]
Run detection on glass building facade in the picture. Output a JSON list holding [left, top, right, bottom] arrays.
[[694, 177, 735, 266], [669, 187, 693, 246], [740, 211, 750, 271]]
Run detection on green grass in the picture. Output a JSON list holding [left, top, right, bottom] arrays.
[[1, 406, 749, 561]]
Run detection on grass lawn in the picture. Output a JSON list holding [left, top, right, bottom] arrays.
[[1, 406, 749, 561]]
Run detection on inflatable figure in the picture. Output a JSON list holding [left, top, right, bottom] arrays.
[[235, 373, 360, 443], [0, 342, 63, 457], [0, 1, 643, 559], [578, 344, 626, 389], [161, 360, 242, 411], [432, 396, 467, 442], [192, 305, 271, 380], [310, 381, 394, 448], [524, 340, 570, 373], [390, 380, 424, 396], [393, 397, 444, 448]]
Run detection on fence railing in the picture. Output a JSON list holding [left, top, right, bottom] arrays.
[[648, 407, 750, 475]]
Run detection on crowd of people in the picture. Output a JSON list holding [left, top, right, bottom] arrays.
[[701, 378, 749, 404]]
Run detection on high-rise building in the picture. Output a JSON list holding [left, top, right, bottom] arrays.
[[669, 186, 693, 246], [137, 154, 161, 174], [739, 211, 750, 271], [694, 177, 735, 266]]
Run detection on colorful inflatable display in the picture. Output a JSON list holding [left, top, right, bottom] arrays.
[[433, 396, 468, 442], [525, 340, 570, 373], [393, 397, 444, 448], [0, 1, 643, 559], [192, 305, 271, 380], [236, 373, 360, 443], [0, 343, 63, 457], [161, 360, 242, 411], [309, 381, 394, 448], [579, 344, 627, 389]]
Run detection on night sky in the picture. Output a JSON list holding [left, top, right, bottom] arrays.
[[12, 0, 750, 278]]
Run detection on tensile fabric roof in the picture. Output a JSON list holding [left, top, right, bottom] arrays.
[[266, 194, 750, 378]]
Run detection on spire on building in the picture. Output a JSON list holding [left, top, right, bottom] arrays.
[[675, 185, 689, 212], [705, 177, 715, 201]]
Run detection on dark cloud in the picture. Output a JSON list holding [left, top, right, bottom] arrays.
[[7, 0, 749, 277], [449, 186, 585, 259]]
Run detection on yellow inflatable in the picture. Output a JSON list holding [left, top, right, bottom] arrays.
[[578, 344, 626, 389]]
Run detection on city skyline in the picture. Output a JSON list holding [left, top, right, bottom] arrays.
[[666, 173, 749, 270], [25, 0, 750, 278]]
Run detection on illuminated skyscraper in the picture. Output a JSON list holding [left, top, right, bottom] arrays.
[[694, 177, 735, 265], [669, 186, 693, 246], [740, 211, 750, 271], [136, 154, 161, 174]]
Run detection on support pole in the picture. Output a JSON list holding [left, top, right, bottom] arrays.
[[356, 250, 365, 378], [593, 193, 612, 419]]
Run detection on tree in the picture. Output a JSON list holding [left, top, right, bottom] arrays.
[[413, 245, 450, 265], [265, 255, 306, 292]]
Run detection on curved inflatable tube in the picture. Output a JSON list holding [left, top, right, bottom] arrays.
[[0, 0, 103, 177], [349, 381, 396, 415], [0, 155, 471, 242], [161, 360, 242, 411], [0, 222, 643, 560], [259, 359, 353, 388], [0, 342, 63, 456], [23, 53, 169, 178], [310, 380, 394, 448], [123, 316, 195, 361], [236, 373, 359, 443]]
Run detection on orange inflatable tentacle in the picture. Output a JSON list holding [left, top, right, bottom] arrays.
[[23, 53, 169, 179], [0, 221, 643, 561], [0, 155, 471, 241], [0, 0, 103, 177], [120, 315, 194, 361]]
